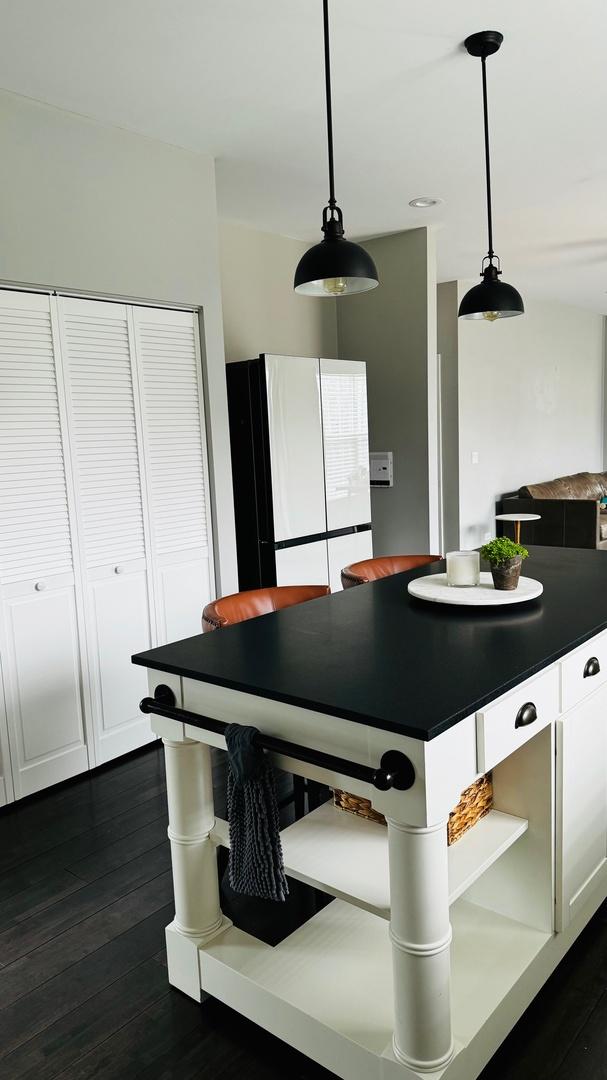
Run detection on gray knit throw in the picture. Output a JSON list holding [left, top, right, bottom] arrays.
[[225, 723, 289, 902]]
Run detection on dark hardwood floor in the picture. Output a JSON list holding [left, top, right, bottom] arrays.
[[1, 744, 606, 1079]]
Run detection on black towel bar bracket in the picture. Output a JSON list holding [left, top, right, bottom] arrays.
[[140, 684, 415, 792]]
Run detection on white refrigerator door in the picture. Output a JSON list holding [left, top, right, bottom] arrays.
[[320, 358, 371, 531], [264, 355, 326, 542], [275, 541, 329, 587], [327, 530, 373, 593]]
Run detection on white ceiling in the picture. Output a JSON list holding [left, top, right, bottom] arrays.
[[1, 1, 606, 312]]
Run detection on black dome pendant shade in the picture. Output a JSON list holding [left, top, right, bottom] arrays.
[[459, 31, 523, 321], [294, 0, 378, 297]]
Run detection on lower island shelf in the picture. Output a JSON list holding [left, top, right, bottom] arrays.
[[199, 895, 550, 1079], [211, 800, 528, 918]]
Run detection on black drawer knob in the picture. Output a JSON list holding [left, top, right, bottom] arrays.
[[584, 657, 601, 679], [515, 702, 537, 728]]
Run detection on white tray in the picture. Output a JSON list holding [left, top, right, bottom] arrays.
[[408, 572, 543, 607]]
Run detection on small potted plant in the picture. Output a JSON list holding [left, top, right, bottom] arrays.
[[480, 536, 529, 591]]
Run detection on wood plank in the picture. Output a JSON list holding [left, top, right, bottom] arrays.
[[0, 783, 167, 903], [54, 988, 204, 1079], [0, 870, 173, 1007], [0, 904, 174, 1059], [0, 843, 170, 967], [66, 816, 169, 882], [0, 958, 169, 1080]]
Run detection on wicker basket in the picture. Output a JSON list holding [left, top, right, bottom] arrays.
[[333, 773, 493, 846]]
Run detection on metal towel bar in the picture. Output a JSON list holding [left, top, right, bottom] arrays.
[[140, 684, 415, 792]]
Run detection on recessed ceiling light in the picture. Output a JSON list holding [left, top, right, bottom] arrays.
[[409, 196, 442, 209]]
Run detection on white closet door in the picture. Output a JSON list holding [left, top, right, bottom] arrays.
[[264, 355, 326, 542], [58, 297, 153, 764], [320, 359, 371, 532], [0, 290, 88, 796], [133, 306, 214, 642], [0, 664, 10, 806]]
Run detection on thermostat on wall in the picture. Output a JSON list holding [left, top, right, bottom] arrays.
[[370, 451, 393, 487]]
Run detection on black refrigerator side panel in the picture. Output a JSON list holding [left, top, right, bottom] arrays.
[[226, 358, 277, 590]]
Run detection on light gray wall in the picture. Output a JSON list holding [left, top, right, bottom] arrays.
[[0, 89, 237, 592], [219, 220, 338, 362], [457, 290, 606, 547], [437, 282, 460, 552], [336, 228, 436, 555]]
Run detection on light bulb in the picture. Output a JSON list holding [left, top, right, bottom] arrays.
[[322, 277, 348, 296], [482, 310, 500, 322]]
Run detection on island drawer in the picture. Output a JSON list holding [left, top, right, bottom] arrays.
[[560, 631, 607, 713], [476, 666, 559, 771]]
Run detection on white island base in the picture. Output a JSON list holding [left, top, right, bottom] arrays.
[[144, 620, 607, 1080]]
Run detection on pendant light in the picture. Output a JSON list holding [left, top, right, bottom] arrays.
[[459, 31, 524, 321], [294, 0, 378, 297]]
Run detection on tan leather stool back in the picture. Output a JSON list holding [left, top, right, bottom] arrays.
[[202, 584, 330, 631], [341, 554, 441, 590]]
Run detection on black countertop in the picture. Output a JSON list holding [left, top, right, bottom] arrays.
[[132, 547, 607, 741]]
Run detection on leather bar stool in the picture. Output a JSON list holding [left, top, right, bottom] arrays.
[[203, 584, 331, 819], [202, 584, 330, 631], [341, 554, 442, 589]]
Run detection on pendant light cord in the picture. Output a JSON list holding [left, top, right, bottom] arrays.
[[481, 55, 494, 261], [323, 0, 337, 212]]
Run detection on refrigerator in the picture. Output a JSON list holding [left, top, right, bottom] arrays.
[[227, 354, 372, 593]]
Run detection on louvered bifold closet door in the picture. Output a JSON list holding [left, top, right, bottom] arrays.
[[0, 290, 88, 798], [132, 306, 214, 643], [58, 297, 153, 764]]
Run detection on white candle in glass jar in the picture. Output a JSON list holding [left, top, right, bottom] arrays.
[[446, 550, 480, 587]]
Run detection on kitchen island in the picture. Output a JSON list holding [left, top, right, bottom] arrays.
[[132, 546, 607, 1080]]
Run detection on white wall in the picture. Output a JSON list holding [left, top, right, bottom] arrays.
[[219, 220, 338, 363], [0, 89, 237, 592], [457, 289, 606, 547], [336, 228, 438, 555]]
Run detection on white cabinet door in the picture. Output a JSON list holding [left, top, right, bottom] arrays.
[[0, 664, 11, 806], [264, 355, 326, 542], [320, 359, 371, 532], [1, 576, 88, 798], [59, 297, 155, 762], [556, 683, 607, 929], [327, 530, 373, 593], [275, 542, 329, 587], [85, 562, 152, 763], [133, 306, 214, 643], [0, 291, 88, 796]]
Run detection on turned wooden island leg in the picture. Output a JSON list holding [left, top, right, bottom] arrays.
[[163, 735, 226, 1000], [387, 818, 454, 1073]]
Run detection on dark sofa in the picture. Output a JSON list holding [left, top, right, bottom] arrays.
[[498, 471, 607, 550]]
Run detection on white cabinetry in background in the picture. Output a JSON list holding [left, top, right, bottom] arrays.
[[557, 676, 607, 929], [133, 306, 213, 644], [59, 297, 154, 765], [0, 289, 215, 799], [0, 292, 88, 797], [264, 354, 326, 542]]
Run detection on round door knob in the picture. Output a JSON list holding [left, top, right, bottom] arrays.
[[515, 702, 537, 729], [584, 656, 601, 678], [34, 581, 47, 592], [114, 565, 124, 575]]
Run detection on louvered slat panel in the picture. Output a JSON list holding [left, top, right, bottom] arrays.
[[135, 309, 208, 557], [61, 300, 145, 569], [0, 294, 74, 584]]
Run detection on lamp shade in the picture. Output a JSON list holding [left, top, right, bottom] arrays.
[[458, 265, 524, 321], [294, 235, 379, 297]]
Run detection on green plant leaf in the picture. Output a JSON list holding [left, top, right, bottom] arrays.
[[480, 536, 529, 567]]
